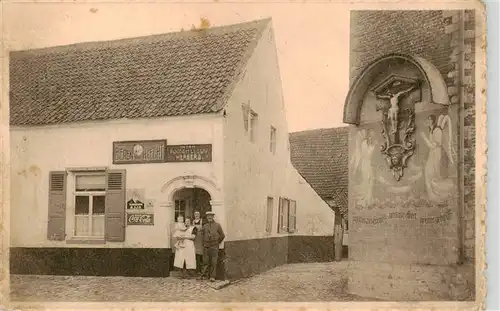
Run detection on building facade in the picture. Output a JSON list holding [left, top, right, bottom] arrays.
[[344, 10, 476, 300], [9, 18, 336, 279], [289, 127, 349, 260]]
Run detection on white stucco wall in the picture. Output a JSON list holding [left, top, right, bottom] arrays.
[[223, 22, 335, 241], [10, 115, 224, 248]]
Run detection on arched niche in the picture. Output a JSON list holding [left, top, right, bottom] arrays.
[[344, 53, 451, 125]]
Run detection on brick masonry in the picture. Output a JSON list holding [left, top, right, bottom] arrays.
[[347, 10, 476, 300], [350, 9, 476, 265]]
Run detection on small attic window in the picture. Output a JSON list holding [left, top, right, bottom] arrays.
[[242, 102, 250, 132], [249, 111, 258, 143]]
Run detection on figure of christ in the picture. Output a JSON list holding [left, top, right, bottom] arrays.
[[376, 85, 417, 135]]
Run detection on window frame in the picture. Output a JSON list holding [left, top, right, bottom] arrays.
[[242, 103, 250, 133], [174, 199, 187, 220], [266, 196, 274, 233], [270, 126, 277, 154], [67, 171, 107, 241], [277, 197, 296, 234], [66, 170, 107, 240], [288, 200, 297, 233], [249, 110, 258, 143]]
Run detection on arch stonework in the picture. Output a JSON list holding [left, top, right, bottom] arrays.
[[160, 175, 222, 204], [343, 53, 451, 125], [159, 175, 226, 249]]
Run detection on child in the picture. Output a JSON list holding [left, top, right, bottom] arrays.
[[173, 216, 188, 249]]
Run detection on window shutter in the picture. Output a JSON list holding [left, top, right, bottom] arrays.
[[278, 197, 284, 233], [47, 171, 67, 241], [266, 197, 274, 233], [105, 170, 126, 242], [283, 199, 289, 232], [289, 200, 297, 233]]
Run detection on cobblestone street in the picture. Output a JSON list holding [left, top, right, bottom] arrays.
[[10, 261, 374, 302]]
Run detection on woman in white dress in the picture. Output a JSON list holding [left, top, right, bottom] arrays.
[[173, 217, 197, 278]]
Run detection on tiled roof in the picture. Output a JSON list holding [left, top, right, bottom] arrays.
[[9, 19, 270, 126], [289, 127, 349, 217]]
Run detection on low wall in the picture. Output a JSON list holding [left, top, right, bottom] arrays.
[[10, 248, 172, 277], [11, 236, 347, 279]]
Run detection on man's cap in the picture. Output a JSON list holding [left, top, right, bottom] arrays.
[[205, 211, 215, 216]]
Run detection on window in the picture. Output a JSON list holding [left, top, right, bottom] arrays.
[[270, 126, 277, 154], [289, 200, 297, 233], [242, 103, 250, 132], [249, 110, 258, 143], [278, 197, 296, 233], [242, 102, 258, 143], [74, 173, 106, 238], [47, 169, 126, 243], [266, 197, 274, 233], [174, 199, 187, 220]]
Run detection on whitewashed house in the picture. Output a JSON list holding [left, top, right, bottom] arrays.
[[9, 18, 335, 279]]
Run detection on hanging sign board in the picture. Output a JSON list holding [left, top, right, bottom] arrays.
[[113, 140, 167, 164], [127, 213, 155, 226], [166, 144, 212, 162]]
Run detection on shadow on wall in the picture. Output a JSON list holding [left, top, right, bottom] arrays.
[[224, 236, 348, 280]]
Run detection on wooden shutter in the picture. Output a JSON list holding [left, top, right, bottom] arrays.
[[266, 197, 274, 233], [105, 170, 126, 242], [277, 197, 283, 233], [283, 199, 289, 232], [289, 200, 296, 233], [47, 171, 67, 241]]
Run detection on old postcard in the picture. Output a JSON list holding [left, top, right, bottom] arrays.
[[0, 0, 487, 310]]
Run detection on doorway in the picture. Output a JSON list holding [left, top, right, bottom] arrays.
[[172, 187, 212, 222], [169, 187, 212, 273]]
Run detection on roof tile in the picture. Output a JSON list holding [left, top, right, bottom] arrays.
[[289, 127, 349, 217], [10, 19, 270, 126]]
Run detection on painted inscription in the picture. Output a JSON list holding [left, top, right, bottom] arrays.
[[166, 144, 212, 162], [353, 209, 451, 225], [388, 211, 417, 220], [127, 213, 154, 225], [113, 140, 167, 164], [420, 208, 452, 224]]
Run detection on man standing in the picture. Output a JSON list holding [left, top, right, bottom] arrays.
[[200, 211, 225, 282]]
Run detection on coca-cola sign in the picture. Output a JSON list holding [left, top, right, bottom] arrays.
[[127, 213, 154, 226]]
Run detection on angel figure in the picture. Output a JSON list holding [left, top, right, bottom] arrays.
[[350, 129, 376, 207], [419, 114, 457, 203], [376, 85, 417, 135]]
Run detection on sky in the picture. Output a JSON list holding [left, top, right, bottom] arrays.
[[3, 2, 352, 132]]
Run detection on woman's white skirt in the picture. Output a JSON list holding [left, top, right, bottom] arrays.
[[174, 239, 197, 270]]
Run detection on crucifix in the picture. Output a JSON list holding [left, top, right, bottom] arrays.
[[375, 84, 417, 136], [371, 74, 421, 181]]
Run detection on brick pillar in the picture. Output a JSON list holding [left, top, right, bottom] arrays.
[[462, 10, 476, 264], [443, 10, 476, 264]]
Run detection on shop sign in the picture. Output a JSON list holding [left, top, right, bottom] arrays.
[[166, 144, 212, 162], [113, 140, 167, 164], [127, 213, 154, 225]]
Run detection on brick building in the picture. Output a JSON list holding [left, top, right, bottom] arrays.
[[344, 10, 476, 300]]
